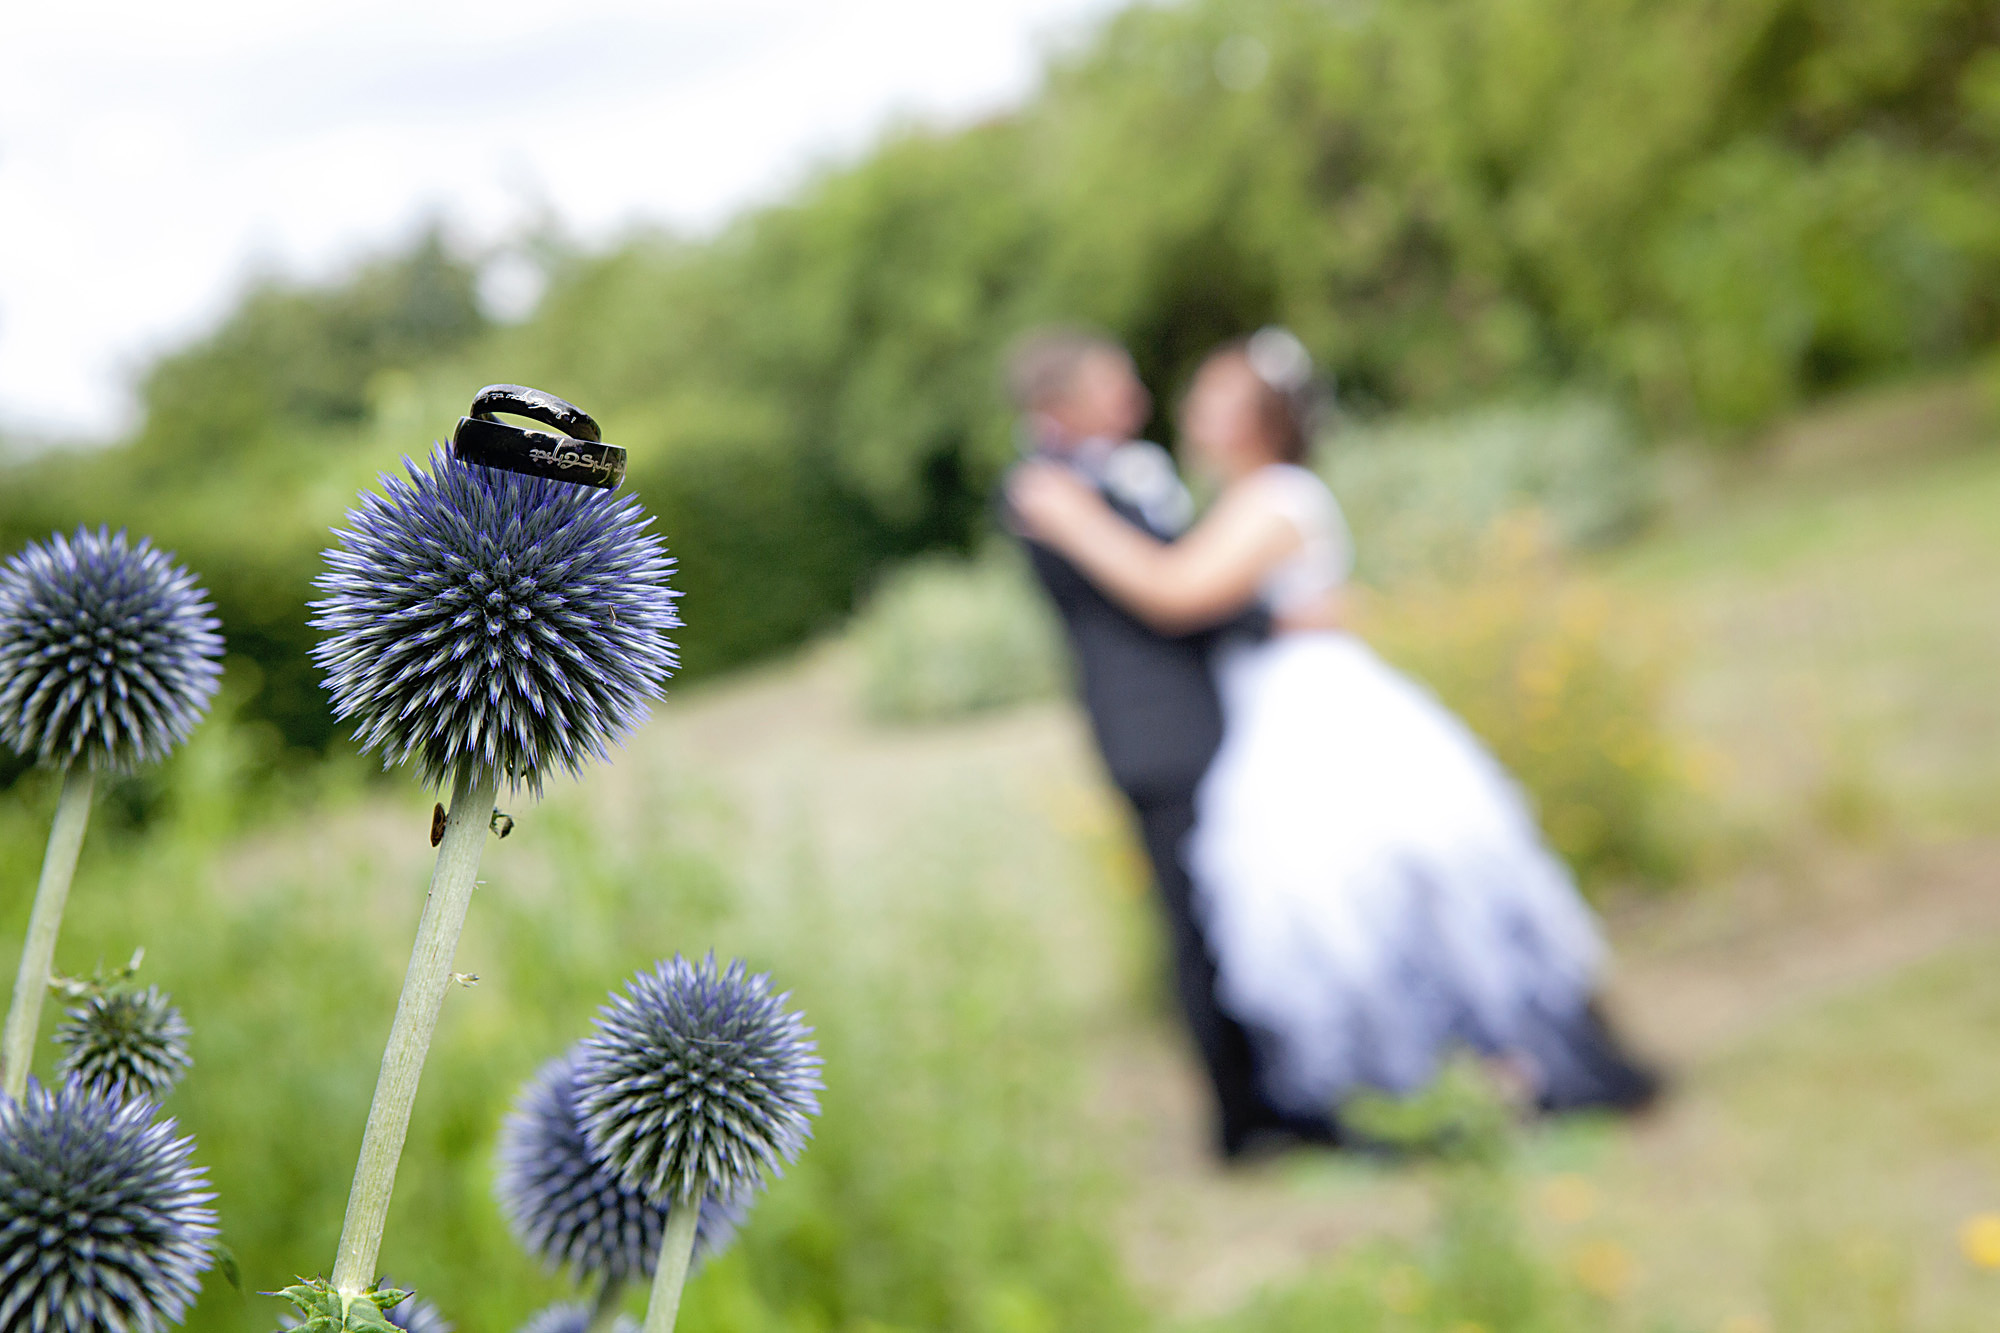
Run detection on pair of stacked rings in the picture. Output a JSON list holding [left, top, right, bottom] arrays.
[[450, 385, 627, 490]]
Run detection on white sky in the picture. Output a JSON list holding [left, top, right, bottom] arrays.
[[0, 0, 1120, 442]]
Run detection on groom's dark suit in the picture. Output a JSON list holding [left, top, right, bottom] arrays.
[[1011, 441, 1331, 1155]]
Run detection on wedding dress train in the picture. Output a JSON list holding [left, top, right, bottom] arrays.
[[1187, 466, 1655, 1117]]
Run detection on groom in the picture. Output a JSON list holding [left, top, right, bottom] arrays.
[[1002, 328, 1339, 1159]]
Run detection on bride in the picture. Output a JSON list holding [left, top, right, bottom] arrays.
[[1009, 330, 1659, 1124]]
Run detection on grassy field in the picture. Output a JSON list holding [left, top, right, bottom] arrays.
[[1611, 379, 2000, 842], [0, 380, 1997, 1332]]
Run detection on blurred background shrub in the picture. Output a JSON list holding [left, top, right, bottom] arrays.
[[852, 546, 1065, 724], [1322, 397, 1657, 586], [1358, 518, 1691, 892]]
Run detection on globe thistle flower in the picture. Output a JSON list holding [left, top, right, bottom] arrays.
[[54, 984, 193, 1103], [314, 439, 680, 1296], [577, 956, 821, 1206], [577, 957, 819, 1333], [0, 528, 219, 1102], [515, 1303, 636, 1333], [497, 1049, 744, 1284], [0, 1077, 216, 1333], [0, 526, 222, 772], [309, 446, 680, 797]]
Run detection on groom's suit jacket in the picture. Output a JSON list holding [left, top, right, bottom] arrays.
[[1011, 439, 1256, 809]]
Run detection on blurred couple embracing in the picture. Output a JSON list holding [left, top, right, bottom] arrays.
[[1002, 328, 1659, 1162]]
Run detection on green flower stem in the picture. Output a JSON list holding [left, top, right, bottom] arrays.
[[2, 765, 95, 1101], [642, 1195, 703, 1333], [329, 764, 500, 1292], [585, 1274, 627, 1333]]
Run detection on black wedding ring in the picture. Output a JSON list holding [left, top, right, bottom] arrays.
[[450, 384, 626, 490]]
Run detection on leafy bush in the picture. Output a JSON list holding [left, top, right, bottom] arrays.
[[852, 546, 1066, 723], [1040, 0, 2000, 429], [1322, 397, 1657, 585], [1359, 518, 1691, 891], [620, 393, 891, 676]]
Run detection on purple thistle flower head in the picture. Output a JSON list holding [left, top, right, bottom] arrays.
[[577, 955, 822, 1204], [497, 1048, 744, 1283], [0, 527, 222, 771], [309, 448, 680, 796], [55, 985, 194, 1104], [0, 1077, 217, 1333], [515, 1303, 637, 1333]]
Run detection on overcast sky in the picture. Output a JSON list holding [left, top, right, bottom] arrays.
[[0, 0, 1120, 441]]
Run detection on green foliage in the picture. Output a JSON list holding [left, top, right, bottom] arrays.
[[852, 547, 1065, 724], [1201, 1171, 1590, 1333], [1323, 397, 1657, 586], [1343, 1060, 1522, 1165], [1039, 0, 2000, 427], [620, 393, 887, 676], [273, 1280, 412, 1333]]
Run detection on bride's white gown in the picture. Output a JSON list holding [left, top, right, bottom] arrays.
[[1187, 465, 1620, 1117]]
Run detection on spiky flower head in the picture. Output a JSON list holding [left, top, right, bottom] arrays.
[[0, 527, 222, 771], [54, 985, 193, 1103], [497, 1048, 744, 1283], [515, 1304, 636, 1333], [0, 1077, 216, 1333], [309, 447, 679, 796], [577, 955, 821, 1204]]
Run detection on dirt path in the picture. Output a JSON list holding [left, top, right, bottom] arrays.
[[1613, 838, 2000, 1062]]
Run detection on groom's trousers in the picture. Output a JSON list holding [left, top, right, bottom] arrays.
[[1134, 796, 1336, 1156]]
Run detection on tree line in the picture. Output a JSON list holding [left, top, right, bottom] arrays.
[[4, 0, 1994, 761]]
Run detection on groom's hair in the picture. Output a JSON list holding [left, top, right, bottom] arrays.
[[1005, 326, 1128, 411]]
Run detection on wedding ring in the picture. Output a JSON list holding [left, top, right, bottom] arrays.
[[450, 384, 627, 489]]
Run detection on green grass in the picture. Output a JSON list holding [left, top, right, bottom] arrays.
[[1509, 932, 2000, 1333], [1604, 420, 2000, 839]]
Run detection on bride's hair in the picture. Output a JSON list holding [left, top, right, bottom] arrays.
[[1211, 327, 1328, 465]]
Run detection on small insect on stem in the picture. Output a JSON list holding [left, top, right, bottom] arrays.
[[430, 803, 447, 847], [490, 809, 515, 839]]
